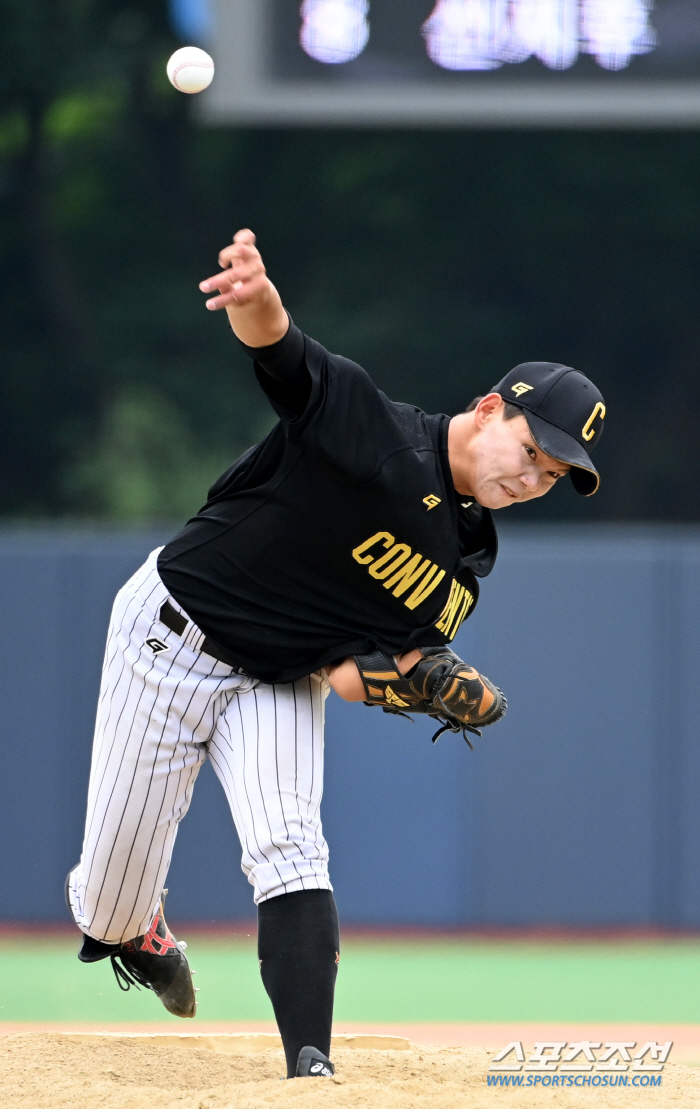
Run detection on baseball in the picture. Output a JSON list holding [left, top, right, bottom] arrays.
[[166, 46, 215, 94]]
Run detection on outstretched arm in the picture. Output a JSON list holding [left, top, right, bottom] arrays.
[[201, 229, 411, 701], [199, 229, 288, 348]]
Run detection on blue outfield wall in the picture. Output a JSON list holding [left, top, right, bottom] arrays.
[[0, 524, 698, 927]]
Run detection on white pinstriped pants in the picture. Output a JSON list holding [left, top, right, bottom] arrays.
[[67, 549, 332, 945]]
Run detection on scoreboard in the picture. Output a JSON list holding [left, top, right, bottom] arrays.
[[193, 0, 700, 125], [294, 0, 657, 74]]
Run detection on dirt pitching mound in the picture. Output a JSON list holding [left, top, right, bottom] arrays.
[[1, 1032, 700, 1108]]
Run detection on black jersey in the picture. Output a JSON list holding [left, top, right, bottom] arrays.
[[158, 323, 497, 684]]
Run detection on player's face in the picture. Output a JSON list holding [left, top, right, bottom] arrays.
[[454, 398, 570, 508]]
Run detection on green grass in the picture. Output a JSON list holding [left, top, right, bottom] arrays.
[[2, 937, 700, 1024]]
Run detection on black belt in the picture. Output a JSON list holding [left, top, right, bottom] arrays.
[[159, 600, 240, 669]]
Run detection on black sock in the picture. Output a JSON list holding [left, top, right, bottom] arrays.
[[257, 889, 339, 1078]]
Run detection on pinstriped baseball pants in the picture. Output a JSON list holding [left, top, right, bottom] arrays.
[[67, 549, 332, 945]]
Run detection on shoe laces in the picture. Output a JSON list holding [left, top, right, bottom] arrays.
[[109, 938, 187, 993], [110, 953, 151, 993]]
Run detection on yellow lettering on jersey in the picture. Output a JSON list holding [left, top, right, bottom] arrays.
[[384, 554, 432, 597], [405, 565, 446, 610], [368, 543, 412, 579], [436, 580, 464, 636], [351, 531, 458, 617], [435, 578, 475, 639], [352, 532, 394, 565]]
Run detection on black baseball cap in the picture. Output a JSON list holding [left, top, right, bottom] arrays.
[[490, 362, 606, 496]]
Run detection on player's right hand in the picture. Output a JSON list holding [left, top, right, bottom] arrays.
[[199, 229, 271, 311]]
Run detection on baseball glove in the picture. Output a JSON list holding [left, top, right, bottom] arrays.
[[353, 646, 507, 748]]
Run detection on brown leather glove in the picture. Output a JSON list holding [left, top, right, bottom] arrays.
[[353, 645, 507, 747]]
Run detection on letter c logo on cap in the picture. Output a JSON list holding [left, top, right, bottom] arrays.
[[582, 402, 606, 441]]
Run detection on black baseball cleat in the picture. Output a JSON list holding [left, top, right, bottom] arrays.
[[76, 890, 197, 1019], [295, 1046, 335, 1077]]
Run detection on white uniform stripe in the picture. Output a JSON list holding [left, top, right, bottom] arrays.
[[140, 672, 232, 894], [96, 577, 163, 713], [235, 693, 274, 867], [104, 658, 222, 935], [83, 636, 184, 895], [252, 687, 291, 890], [85, 604, 160, 832], [89, 647, 191, 930], [271, 686, 303, 881], [85, 633, 207, 933], [246, 688, 289, 892], [208, 713, 266, 873], [95, 583, 145, 708], [82, 668, 158, 892], [307, 677, 316, 821], [310, 676, 326, 825], [68, 549, 332, 941], [84, 613, 170, 850], [291, 683, 305, 844], [208, 676, 330, 902], [274, 684, 318, 867]]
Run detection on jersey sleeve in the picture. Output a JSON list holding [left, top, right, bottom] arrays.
[[236, 315, 311, 416], [278, 332, 416, 482], [241, 319, 421, 482]]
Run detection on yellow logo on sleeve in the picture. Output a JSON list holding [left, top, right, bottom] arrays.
[[423, 494, 441, 510]]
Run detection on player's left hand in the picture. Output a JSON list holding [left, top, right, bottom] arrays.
[[199, 229, 272, 311], [353, 645, 507, 748]]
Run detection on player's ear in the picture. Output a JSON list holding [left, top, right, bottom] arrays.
[[473, 393, 504, 428]]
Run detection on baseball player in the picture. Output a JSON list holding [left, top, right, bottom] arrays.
[[66, 229, 605, 1079]]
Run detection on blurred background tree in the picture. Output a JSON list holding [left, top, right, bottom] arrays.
[[1, 0, 699, 521]]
